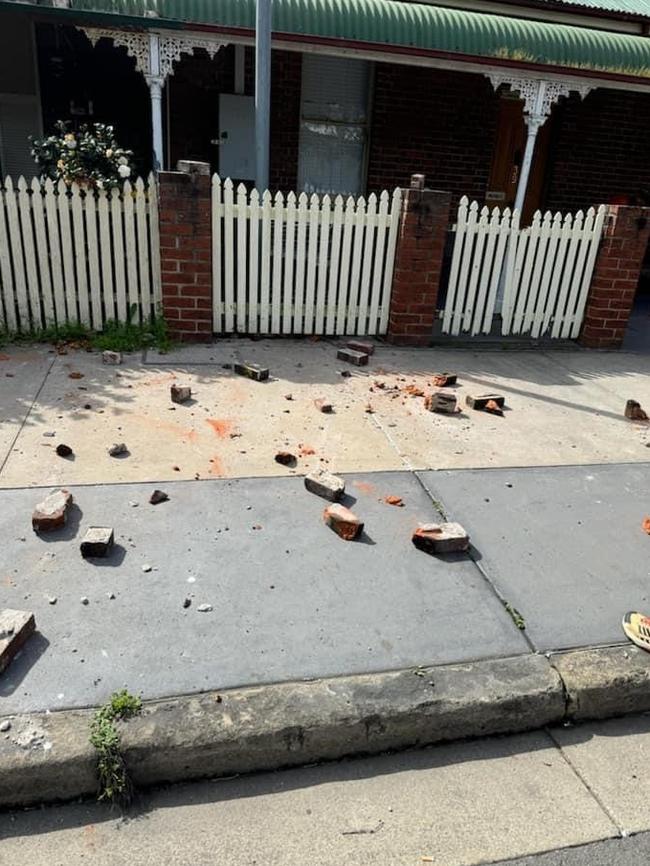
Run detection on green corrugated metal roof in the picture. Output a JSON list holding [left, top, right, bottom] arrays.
[[8, 0, 650, 78], [519, 0, 650, 18]]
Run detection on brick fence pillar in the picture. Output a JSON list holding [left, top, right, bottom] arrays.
[[580, 205, 650, 349], [159, 162, 212, 342], [387, 174, 451, 346]]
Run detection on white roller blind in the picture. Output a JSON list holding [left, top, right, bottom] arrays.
[[0, 96, 41, 178], [297, 55, 370, 196]]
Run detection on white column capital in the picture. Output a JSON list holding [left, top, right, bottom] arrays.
[[487, 73, 591, 129]]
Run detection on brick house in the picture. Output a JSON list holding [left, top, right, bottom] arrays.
[[2, 0, 650, 348]]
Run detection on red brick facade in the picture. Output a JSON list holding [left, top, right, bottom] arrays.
[[158, 170, 213, 342], [387, 178, 451, 346], [367, 65, 499, 205], [580, 205, 650, 349]]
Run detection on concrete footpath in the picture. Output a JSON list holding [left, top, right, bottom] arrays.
[[3, 340, 650, 807]]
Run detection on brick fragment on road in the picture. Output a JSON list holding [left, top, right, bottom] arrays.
[[305, 471, 345, 502], [108, 442, 128, 457], [346, 339, 374, 355], [432, 372, 457, 387], [55, 443, 73, 458], [149, 489, 169, 505], [314, 398, 334, 413], [0, 609, 36, 674], [424, 391, 457, 414], [385, 495, 404, 507], [102, 350, 122, 365], [80, 526, 114, 558], [234, 361, 269, 382], [32, 489, 73, 532], [324, 503, 364, 540], [466, 393, 506, 412], [171, 384, 192, 404], [625, 399, 649, 421], [412, 522, 469, 555], [485, 399, 504, 416], [337, 348, 369, 366], [275, 452, 297, 467]]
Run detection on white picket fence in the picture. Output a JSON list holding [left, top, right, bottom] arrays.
[[443, 197, 606, 339], [212, 176, 402, 335], [0, 174, 161, 333]]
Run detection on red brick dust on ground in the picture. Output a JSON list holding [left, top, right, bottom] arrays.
[[208, 456, 225, 476], [353, 480, 376, 496], [299, 445, 316, 456], [206, 419, 233, 439]]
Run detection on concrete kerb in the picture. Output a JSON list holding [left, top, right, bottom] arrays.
[[1, 646, 649, 810]]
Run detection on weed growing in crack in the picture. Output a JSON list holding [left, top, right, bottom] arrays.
[[90, 689, 142, 806]]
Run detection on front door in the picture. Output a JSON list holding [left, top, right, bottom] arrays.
[[486, 96, 554, 224]]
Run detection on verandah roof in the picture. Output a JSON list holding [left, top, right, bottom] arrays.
[[6, 0, 650, 79]]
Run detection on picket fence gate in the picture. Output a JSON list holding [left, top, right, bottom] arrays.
[[442, 197, 606, 339], [212, 176, 402, 335], [0, 174, 161, 333]]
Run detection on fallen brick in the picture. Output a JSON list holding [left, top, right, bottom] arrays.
[[346, 340, 374, 356], [275, 451, 297, 467], [432, 372, 457, 387], [403, 385, 425, 398], [102, 350, 122, 365], [108, 443, 128, 457], [625, 399, 649, 421], [412, 522, 469, 555], [305, 471, 345, 502], [55, 443, 73, 458], [324, 503, 364, 540], [385, 495, 404, 507], [0, 609, 36, 674], [337, 348, 369, 366], [68, 371, 84, 380], [80, 526, 114, 558], [171, 384, 192, 404], [466, 394, 506, 412], [485, 399, 504, 417], [150, 489, 169, 505], [314, 398, 333, 414], [424, 392, 458, 414], [234, 361, 269, 382], [32, 489, 73, 533], [642, 517, 650, 535]]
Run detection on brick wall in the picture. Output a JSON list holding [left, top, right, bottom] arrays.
[[367, 64, 499, 206], [158, 170, 213, 342], [546, 89, 650, 213], [270, 50, 302, 191]]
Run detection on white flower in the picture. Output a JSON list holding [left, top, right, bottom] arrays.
[[118, 156, 128, 166], [96, 179, 104, 189], [64, 133, 76, 150], [105, 149, 113, 158], [118, 164, 131, 178]]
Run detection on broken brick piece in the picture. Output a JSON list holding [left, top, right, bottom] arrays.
[[0, 609, 36, 674], [149, 489, 169, 505], [55, 443, 73, 458], [642, 517, 650, 535], [337, 348, 369, 366], [80, 526, 114, 558], [32, 488, 73, 532], [432, 372, 457, 388], [275, 451, 297, 467], [424, 391, 457, 414], [108, 443, 128, 457], [171, 384, 192, 404], [412, 522, 469, 555], [346, 340, 374, 356], [466, 394, 506, 412], [314, 398, 333, 414], [102, 350, 122, 365], [385, 495, 404, 507], [324, 503, 364, 540], [234, 361, 269, 382], [485, 399, 504, 416], [305, 471, 345, 502], [625, 400, 649, 421]]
